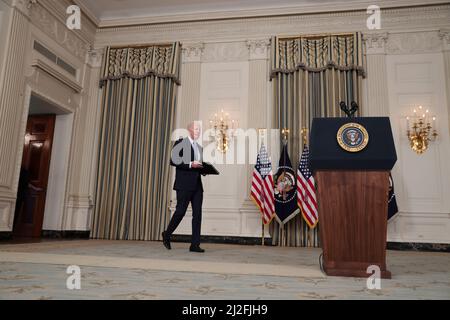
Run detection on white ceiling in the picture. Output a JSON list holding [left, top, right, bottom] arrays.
[[75, 0, 446, 27]]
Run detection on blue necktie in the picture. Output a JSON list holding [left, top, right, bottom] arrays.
[[193, 142, 200, 161]]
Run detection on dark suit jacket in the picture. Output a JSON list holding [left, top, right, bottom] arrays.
[[170, 137, 203, 192]]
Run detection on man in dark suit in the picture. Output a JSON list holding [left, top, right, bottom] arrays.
[[162, 121, 205, 252]]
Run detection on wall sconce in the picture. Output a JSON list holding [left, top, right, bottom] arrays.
[[406, 105, 438, 155], [209, 109, 237, 153]]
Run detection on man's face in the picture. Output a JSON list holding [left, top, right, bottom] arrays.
[[189, 123, 201, 140]]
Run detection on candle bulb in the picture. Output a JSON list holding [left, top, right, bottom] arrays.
[[406, 116, 410, 128]]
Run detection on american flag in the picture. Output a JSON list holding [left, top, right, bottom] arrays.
[[251, 144, 275, 224], [297, 144, 318, 228]]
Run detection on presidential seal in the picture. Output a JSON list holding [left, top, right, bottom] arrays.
[[337, 123, 369, 152]]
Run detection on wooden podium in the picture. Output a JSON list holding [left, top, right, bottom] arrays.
[[310, 117, 397, 279]]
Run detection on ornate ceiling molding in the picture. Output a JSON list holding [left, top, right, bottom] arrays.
[[84, 0, 450, 29], [94, 4, 450, 47], [386, 31, 444, 54]]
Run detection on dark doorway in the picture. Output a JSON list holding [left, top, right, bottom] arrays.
[[13, 115, 56, 238]]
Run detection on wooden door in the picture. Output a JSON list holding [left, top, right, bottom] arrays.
[[13, 115, 55, 238]]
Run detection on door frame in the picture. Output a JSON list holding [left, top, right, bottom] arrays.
[[13, 85, 75, 235]]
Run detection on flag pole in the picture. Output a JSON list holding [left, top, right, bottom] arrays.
[[280, 128, 289, 248], [301, 127, 310, 246], [258, 128, 266, 247], [301, 128, 308, 147], [262, 222, 265, 246]]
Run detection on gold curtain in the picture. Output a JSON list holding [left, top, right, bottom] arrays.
[[92, 43, 181, 240], [269, 33, 365, 247]]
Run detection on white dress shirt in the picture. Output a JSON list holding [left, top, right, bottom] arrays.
[[188, 136, 201, 168]]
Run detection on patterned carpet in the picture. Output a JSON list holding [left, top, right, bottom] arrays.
[[0, 240, 449, 300]]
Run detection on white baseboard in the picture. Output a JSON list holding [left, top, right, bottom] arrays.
[[171, 206, 267, 238], [387, 212, 450, 244], [0, 199, 13, 231]]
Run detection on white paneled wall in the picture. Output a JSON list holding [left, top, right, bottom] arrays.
[[174, 60, 265, 237], [386, 53, 450, 243], [1, 0, 448, 244], [43, 113, 74, 230]]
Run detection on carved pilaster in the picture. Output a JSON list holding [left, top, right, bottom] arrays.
[[363, 32, 389, 116], [182, 42, 204, 63], [246, 39, 270, 60], [0, 7, 31, 231], [439, 29, 450, 132], [246, 39, 269, 196]]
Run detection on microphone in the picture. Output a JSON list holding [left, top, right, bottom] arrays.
[[349, 101, 359, 117], [340, 101, 350, 117]]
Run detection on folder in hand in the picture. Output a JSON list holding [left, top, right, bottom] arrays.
[[199, 162, 219, 175]]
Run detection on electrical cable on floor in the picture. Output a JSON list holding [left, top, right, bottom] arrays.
[[319, 251, 325, 274]]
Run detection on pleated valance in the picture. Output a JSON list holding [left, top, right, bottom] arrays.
[[99, 42, 182, 87], [270, 33, 365, 79]]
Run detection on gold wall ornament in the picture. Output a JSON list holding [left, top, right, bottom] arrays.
[[336, 123, 369, 152], [281, 128, 290, 143], [209, 109, 237, 153], [406, 105, 438, 155], [300, 128, 308, 146]]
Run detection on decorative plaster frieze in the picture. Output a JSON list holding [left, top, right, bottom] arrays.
[[386, 31, 443, 54], [246, 39, 270, 60], [202, 42, 248, 62], [181, 42, 204, 63], [38, 0, 96, 47], [94, 4, 450, 47], [29, 3, 89, 61], [363, 32, 389, 55]]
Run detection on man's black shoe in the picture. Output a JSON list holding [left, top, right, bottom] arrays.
[[189, 246, 205, 253], [162, 231, 171, 250]]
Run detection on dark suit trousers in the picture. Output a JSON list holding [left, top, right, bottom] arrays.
[[166, 187, 203, 246]]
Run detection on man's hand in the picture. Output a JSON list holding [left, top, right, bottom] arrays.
[[191, 161, 203, 169]]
